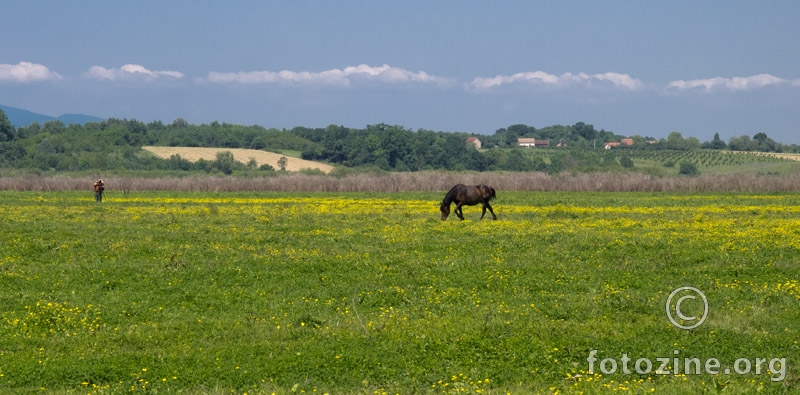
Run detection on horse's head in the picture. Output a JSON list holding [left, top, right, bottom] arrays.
[[440, 201, 450, 221]]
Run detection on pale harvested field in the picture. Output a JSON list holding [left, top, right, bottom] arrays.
[[725, 150, 800, 161], [765, 153, 800, 161], [141, 146, 334, 173]]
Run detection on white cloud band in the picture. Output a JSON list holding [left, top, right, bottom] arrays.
[[667, 74, 786, 92], [86, 64, 184, 81], [465, 71, 643, 91], [0, 62, 62, 82], [5, 60, 798, 96], [206, 64, 451, 86]]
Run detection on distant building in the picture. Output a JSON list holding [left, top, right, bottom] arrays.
[[605, 139, 634, 149], [466, 137, 482, 149], [518, 138, 549, 148]]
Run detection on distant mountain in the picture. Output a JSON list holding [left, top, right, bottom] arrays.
[[0, 104, 105, 128]]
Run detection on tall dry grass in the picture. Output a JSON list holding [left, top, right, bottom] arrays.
[[2, 172, 800, 193]]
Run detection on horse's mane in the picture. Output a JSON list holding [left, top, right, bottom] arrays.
[[442, 184, 461, 205]]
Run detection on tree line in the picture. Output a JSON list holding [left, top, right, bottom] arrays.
[[0, 109, 796, 174]]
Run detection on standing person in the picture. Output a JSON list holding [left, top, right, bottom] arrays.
[[93, 178, 105, 202]]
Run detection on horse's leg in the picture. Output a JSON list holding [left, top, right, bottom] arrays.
[[480, 203, 487, 220], [455, 203, 465, 220], [486, 201, 497, 220]]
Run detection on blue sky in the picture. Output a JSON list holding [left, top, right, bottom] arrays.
[[2, 1, 799, 143]]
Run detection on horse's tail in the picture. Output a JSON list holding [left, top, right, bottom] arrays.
[[480, 184, 496, 200]]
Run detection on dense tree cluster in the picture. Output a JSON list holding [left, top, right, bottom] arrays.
[[0, 109, 795, 173], [482, 122, 624, 149], [296, 124, 489, 171]]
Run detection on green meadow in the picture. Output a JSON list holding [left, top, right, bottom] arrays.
[[0, 191, 798, 394]]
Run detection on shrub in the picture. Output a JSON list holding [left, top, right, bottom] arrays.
[[679, 161, 699, 175], [214, 151, 237, 175]]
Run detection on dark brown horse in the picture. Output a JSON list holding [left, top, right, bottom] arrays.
[[440, 184, 497, 221]]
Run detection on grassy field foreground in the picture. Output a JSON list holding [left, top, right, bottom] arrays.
[[0, 191, 798, 394]]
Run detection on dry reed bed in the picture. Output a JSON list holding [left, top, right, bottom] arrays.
[[2, 172, 800, 193]]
